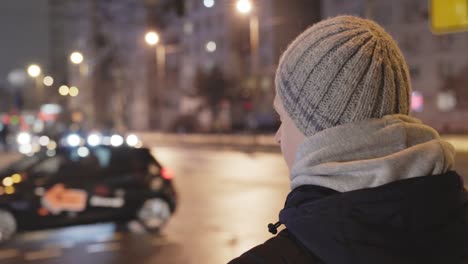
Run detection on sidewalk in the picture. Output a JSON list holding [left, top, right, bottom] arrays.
[[441, 135, 468, 152], [136, 132, 279, 152], [136, 132, 468, 153]]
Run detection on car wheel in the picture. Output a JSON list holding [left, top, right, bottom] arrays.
[[137, 198, 171, 233], [0, 209, 16, 242]]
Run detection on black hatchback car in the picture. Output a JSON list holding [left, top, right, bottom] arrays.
[[0, 145, 177, 241]]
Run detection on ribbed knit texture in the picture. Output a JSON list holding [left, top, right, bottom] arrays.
[[275, 16, 411, 136]]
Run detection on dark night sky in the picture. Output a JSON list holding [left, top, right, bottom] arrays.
[[0, 0, 49, 85]]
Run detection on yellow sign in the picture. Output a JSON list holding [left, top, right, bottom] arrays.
[[431, 0, 468, 33]]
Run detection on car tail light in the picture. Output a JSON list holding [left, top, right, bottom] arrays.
[[160, 168, 174, 180], [94, 185, 110, 196]]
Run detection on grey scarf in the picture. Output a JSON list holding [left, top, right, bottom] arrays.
[[291, 115, 456, 192]]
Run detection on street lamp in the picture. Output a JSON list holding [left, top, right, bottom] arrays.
[[58, 85, 69, 96], [27, 64, 45, 107], [70, 51, 84, 64], [68, 51, 89, 119], [145, 31, 166, 87], [69, 86, 79, 97], [27, 64, 41, 78], [235, 0, 259, 74], [203, 0, 215, 8], [145, 30, 168, 130], [43, 76, 54, 87], [236, 0, 252, 14], [236, 0, 260, 104], [206, 41, 217, 53], [145, 31, 160, 46]]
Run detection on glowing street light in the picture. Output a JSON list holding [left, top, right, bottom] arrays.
[[145, 30, 177, 132], [27, 64, 41, 78], [27, 64, 45, 105], [145, 30, 166, 97], [2, 177, 13, 187], [70, 51, 84, 64], [235, 0, 260, 96], [203, 0, 215, 8], [236, 0, 252, 14], [145, 31, 160, 46], [43, 76, 54, 86], [58, 85, 69, 96], [206, 41, 217, 53], [69, 86, 79, 97]]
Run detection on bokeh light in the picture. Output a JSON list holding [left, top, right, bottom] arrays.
[[70, 51, 84, 64], [43, 76, 54, 86], [59, 85, 69, 96], [69, 86, 79, 97], [145, 31, 160, 46], [27, 64, 41, 77]]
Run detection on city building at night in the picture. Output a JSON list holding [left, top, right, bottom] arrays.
[[162, 0, 321, 132], [45, 0, 323, 132], [322, 0, 468, 133], [49, 0, 150, 131], [1, 0, 467, 133]]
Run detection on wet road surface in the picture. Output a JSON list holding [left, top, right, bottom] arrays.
[[0, 146, 466, 264]]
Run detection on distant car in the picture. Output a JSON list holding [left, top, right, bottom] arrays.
[[0, 145, 177, 242]]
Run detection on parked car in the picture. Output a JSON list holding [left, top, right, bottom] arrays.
[[0, 145, 177, 242]]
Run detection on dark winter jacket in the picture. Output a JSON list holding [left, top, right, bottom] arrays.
[[229, 171, 468, 264]]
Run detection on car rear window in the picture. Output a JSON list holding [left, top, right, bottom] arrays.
[[92, 147, 152, 172]]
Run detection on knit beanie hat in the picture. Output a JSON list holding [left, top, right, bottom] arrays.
[[275, 15, 411, 136]]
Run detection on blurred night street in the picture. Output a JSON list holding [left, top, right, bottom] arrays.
[[1, 0, 468, 263], [0, 143, 289, 264], [0, 138, 467, 264]]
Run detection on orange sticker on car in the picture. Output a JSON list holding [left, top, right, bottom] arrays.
[[41, 184, 88, 214]]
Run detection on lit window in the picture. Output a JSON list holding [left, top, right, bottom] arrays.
[[411, 91, 424, 112], [437, 91, 457, 112]]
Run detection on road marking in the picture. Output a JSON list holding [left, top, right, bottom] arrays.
[[86, 242, 121, 253], [0, 249, 19, 260], [94, 232, 123, 243], [443, 136, 468, 152], [24, 248, 62, 261], [20, 230, 51, 242], [43, 241, 75, 249]]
